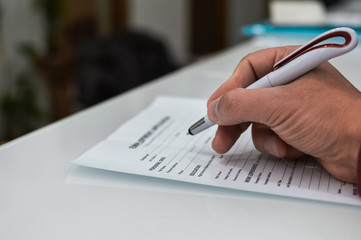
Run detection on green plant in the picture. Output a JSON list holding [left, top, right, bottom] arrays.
[[34, 0, 65, 54], [0, 1, 52, 140], [1, 71, 45, 139]]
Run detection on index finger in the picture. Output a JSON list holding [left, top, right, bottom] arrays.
[[207, 46, 298, 107]]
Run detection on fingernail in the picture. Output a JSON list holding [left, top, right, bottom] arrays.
[[264, 138, 280, 157], [208, 98, 219, 122]]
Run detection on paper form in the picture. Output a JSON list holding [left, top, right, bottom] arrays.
[[71, 96, 361, 206]]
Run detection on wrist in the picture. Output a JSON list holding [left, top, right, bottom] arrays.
[[330, 87, 361, 194], [352, 96, 361, 193], [344, 95, 361, 170]]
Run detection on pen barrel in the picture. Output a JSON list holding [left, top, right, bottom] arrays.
[[247, 75, 272, 89], [268, 47, 339, 86]]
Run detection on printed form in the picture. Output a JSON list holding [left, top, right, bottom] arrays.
[[72, 96, 361, 206]]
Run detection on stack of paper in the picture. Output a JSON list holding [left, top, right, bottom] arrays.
[[72, 96, 361, 206]]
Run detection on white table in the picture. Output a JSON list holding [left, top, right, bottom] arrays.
[[1, 38, 361, 240]]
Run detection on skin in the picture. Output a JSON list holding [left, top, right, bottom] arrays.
[[207, 46, 361, 183]]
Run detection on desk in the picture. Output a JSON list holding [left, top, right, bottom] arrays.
[[1, 38, 361, 240]]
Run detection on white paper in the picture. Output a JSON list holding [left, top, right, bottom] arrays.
[[72, 96, 361, 206]]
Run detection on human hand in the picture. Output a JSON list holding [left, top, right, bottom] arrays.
[[207, 46, 361, 183]]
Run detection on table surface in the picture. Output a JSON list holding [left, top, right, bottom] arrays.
[[1, 37, 361, 240]]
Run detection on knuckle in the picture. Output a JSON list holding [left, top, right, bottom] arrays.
[[217, 89, 244, 123]]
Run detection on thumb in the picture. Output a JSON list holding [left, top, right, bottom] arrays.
[[208, 87, 280, 126]]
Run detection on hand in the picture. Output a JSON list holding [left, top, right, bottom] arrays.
[[207, 46, 361, 183]]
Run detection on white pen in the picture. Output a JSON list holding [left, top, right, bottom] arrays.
[[188, 27, 358, 135]]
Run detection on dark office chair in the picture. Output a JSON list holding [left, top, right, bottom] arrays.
[[75, 31, 178, 107]]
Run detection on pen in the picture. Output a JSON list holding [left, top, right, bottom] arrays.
[[188, 27, 358, 135]]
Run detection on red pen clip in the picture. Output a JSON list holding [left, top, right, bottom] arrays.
[[274, 27, 358, 70]]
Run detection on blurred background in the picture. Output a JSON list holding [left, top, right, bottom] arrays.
[[0, 0, 358, 142]]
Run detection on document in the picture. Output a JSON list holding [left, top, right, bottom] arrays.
[[72, 96, 361, 206]]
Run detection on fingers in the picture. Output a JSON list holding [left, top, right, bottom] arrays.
[[207, 46, 298, 107], [212, 123, 250, 154], [317, 158, 357, 183], [207, 46, 299, 154], [252, 123, 304, 159], [208, 87, 281, 126]]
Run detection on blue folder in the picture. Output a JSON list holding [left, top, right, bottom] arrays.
[[242, 22, 361, 41]]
